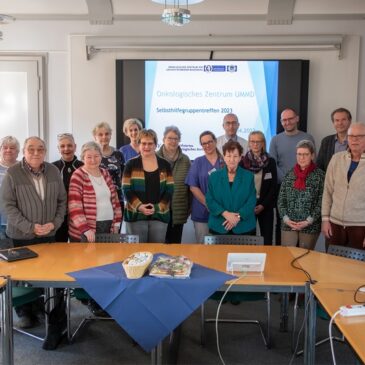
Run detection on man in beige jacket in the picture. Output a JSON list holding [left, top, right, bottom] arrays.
[[321, 122, 365, 250]]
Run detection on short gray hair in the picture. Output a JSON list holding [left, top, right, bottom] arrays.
[[296, 139, 315, 154], [80, 141, 102, 161], [57, 133, 75, 143], [163, 125, 181, 140], [0, 136, 20, 152], [23, 136, 46, 151], [123, 118, 143, 135]]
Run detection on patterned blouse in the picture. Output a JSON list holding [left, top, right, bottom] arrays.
[[278, 167, 325, 234]]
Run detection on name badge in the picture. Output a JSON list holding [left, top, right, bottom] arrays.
[[208, 168, 217, 175], [264, 172, 272, 180]]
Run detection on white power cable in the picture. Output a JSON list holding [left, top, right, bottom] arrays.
[[329, 309, 341, 365], [215, 273, 247, 365]]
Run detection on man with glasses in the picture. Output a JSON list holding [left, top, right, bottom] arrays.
[[216, 113, 248, 155], [322, 122, 365, 250], [0, 136, 67, 346], [317, 107, 352, 172], [269, 108, 315, 245]]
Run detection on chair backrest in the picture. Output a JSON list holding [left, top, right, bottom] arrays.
[[204, 235, 264, 246], [327, 244, 365, 262], [81, 233, 139, 243]]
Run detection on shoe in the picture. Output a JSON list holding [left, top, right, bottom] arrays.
[[87, 299, 110, 318], [16, 314, 37, 329]]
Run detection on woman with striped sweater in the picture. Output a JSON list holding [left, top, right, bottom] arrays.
[[68, 141, 122, 242]]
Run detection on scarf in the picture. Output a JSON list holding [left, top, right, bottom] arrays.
[[293, 161, 316, 190], [242, 151, 269, 173]]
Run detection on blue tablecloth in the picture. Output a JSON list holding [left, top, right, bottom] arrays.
[[68, 254, 235, 352]]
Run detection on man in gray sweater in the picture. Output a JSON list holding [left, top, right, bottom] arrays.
[[269, 108, 315, 245], [1, 136, 66, 347]]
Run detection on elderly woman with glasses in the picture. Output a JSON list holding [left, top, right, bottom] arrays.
[[122, 129, 174, 243], [278, 140, 324, 249], [119, 118, 143, 161], [241, 131, 277, 245], [52, 133, 83, 242], [0, 136, 20, 239], [206, 140, 256, 235], [156, 126, 191, 243], [185, 131, 224, 243]]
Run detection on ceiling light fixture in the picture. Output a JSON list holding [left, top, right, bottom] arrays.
[[152, 0, 204, 27], [0, 14, 15, 24]]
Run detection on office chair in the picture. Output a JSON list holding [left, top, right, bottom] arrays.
[[67, 233, 139, 342], [295, 244, 365, 355], [0, 238, 47, 342], [201, 235, 270, 348]]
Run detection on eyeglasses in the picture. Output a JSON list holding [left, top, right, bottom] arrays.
[[224, 121, 238, 126], [26, 148, 46, 155], [348, 134, 365, 140], [166, 137, 179, 142], [249, 140, 263, 144], [296, 153, 311, 157], [281, 116, 297, 123], [140, 142, 155, 147], [201, 140, 214, 147]]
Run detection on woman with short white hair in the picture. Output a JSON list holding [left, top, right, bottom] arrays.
[[0, 135, 20, 238]]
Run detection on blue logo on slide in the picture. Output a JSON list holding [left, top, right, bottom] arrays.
[[227, 65, 237, 72], [204, 65, 226, 72]]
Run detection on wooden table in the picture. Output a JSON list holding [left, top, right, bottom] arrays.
[[288, 247, 365, 364], [311, 283, 365, 363], [0, 243, 309, 365]]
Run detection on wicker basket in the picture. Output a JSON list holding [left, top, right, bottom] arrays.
[[122, 251, 153, 279]]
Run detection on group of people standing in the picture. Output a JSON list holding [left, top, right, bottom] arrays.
[[1, 107, 365, 348]]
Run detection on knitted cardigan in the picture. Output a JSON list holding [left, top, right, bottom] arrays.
[[122, 155, 174, 223], [322, 151, 365, 226], [156, 146, 191, 225], [68, 167, 122, 241], [1, 160, 67, 240], [278, 167, 325, 234]]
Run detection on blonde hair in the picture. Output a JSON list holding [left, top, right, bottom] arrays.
[[138, 129, 158, 145], [92, 121, 112, 136], [123, 118, 143, 135]]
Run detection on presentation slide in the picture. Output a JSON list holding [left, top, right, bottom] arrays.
[[145, 60, 278, 160]]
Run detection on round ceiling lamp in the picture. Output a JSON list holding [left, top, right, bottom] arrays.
[[151, 0, 205, 27]]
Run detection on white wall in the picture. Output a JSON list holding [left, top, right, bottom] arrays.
[[0, 18, 364, 161]]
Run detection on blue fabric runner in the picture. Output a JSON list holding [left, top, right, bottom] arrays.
[[68, 254, 235, 352]]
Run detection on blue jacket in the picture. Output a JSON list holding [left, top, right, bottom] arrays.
[[206, 166, 256, 234]]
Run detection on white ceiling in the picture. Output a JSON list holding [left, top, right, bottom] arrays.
[[1, 0, 365, 24]]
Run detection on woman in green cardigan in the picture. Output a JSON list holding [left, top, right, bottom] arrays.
[[206, 140, 256, 235], [157, 126, 191, 243]]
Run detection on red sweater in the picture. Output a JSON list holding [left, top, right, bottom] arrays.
[[68, 167, 122, 241]]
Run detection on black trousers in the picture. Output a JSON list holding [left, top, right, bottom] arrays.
[[257, 207, 274, 245], [274, 184, 282, 245]]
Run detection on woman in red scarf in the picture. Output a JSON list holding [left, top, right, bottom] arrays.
[[278, 140, 324, 249]]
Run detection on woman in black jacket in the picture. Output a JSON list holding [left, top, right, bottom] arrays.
[[241, 131, 277, 245]]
